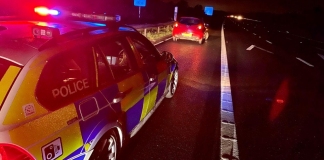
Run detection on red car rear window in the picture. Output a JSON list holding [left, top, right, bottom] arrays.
[[179, 17, 201, 25]]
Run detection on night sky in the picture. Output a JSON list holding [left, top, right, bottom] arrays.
[[163, 0, 324, 13], [1, 0, 324, 14]]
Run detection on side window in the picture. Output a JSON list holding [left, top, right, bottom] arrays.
[[98, 38, 136, 80], [129, 36, 160, 65], [36, 47, 96, 110], [93, 46, 114, 87]]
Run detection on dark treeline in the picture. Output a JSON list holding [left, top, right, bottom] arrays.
[[241, 6, 324, 42]]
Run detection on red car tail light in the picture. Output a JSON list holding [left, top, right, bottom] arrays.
[[0, 143, 34, 160], [174, 22, 178, 27], [198, 25, 203, 29]]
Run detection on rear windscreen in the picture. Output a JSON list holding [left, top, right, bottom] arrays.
[[0, 58, 22, 110], [179, 18, 201, 25]]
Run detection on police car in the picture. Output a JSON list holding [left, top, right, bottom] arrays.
[[0, 7, 178, 160]]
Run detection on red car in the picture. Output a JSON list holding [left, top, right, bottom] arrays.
[[172, 17, 209, 44]]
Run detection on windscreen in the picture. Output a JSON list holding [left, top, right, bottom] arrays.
[[179, 18, 201, 25], [0, 58, 22, 110]]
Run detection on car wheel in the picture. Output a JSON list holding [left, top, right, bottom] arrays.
[[198, 39, 203, 44], [91, 130, 119, 160], [205, 32, 209, 41], [166, 69, 178, 98], [172, 36, 177, 41]]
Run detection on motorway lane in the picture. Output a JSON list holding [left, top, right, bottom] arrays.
[[119, 30, 222, 159], [224, 19, 324, 160]]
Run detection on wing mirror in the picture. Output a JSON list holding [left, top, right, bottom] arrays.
[[160, 51, 174, 63]]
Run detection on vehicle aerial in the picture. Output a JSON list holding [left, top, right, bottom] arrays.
[[0, 7, 178, 160], [172, 16, 209, 44]]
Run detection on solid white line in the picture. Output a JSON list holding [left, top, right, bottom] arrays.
[[154, 37, 172, 46], [220, 23, 239, 159], [296, 57, 314, 67]]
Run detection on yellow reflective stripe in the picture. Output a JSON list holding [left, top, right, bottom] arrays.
[[140, 86, 158, 120], [0, 66, 21, 104], [141, 94, 150, 120]]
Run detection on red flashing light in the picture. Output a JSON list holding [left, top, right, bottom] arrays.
[[34, 7, 59, 16], [198, 25, 202, 29], [174, 22, 178, 27]]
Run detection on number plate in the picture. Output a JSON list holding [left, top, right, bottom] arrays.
[[182, 33, 192, 37]]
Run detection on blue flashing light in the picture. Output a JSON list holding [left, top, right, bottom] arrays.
[[48, 9, 60, 16]]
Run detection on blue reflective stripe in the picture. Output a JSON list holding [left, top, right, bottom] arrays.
[[74, 85, 119, 148], [126, 99, 144, 133]]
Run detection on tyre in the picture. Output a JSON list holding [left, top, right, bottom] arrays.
[[198, 39, 203, 44], [166, 69, 178, 98], [91, 130, 119, 160], [205, 32, 209, 41]]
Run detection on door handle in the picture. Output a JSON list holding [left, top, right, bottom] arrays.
[[112, 87, 133, 104], [149, 75, 157, 82]]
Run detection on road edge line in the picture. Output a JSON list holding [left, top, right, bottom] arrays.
[[220, 23, 240, 160]]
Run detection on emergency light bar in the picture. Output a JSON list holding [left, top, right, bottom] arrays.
[[71, 12, 121, 22], [34, 7, 60, 16]]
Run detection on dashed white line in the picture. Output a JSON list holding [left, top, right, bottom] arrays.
[[246, 45, 274, 54], [266, 40, 272, 44], [296, 57, 314, 67], [318, 54, 324, 60], [316, 47, 324, 52]]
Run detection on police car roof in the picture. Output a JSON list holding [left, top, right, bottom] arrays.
[[0, 19, 123, 65]]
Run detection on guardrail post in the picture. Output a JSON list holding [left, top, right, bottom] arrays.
[[144, 28, 147, 37], [158, 26, 160, 34]]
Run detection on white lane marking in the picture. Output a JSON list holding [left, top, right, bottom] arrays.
[[246, 45, 274, 54], [266, 40, 272, 44], [296, 57, 314, 67], [221, 24, 240, 160], [318, 54, 324, 60], [154, 37, 172, 46], [246, 45, 255, 50]]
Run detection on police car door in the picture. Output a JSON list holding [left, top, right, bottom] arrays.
[[127, 35, 169, 119], [96, 36, 148, 135], [35, 45, 111, 159]]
